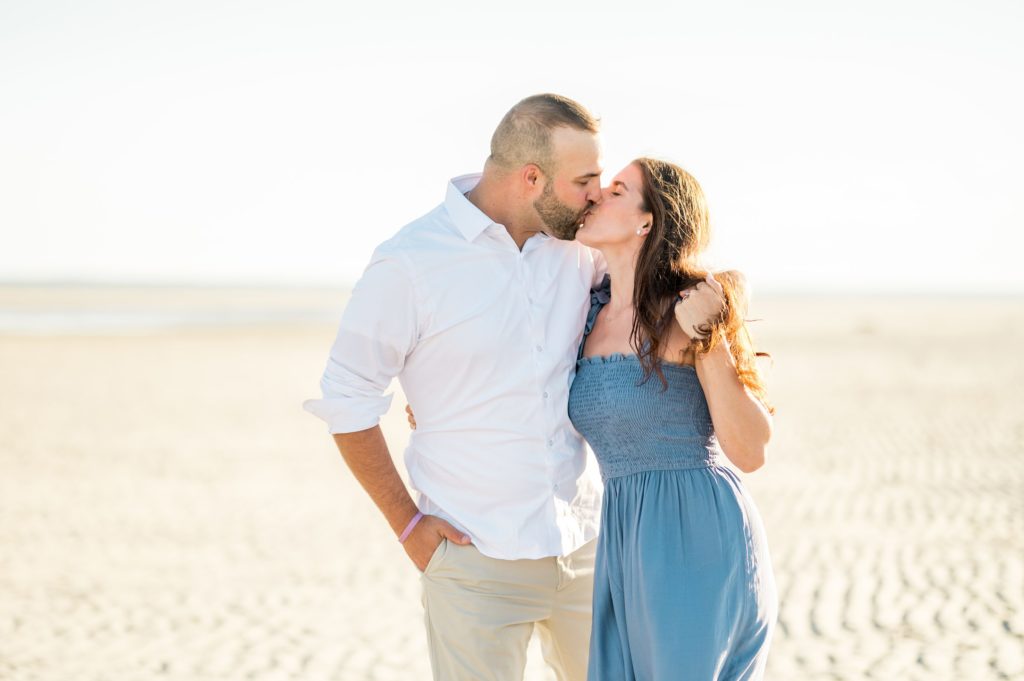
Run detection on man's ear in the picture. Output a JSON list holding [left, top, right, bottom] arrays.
[[523, 164, 542, 190]]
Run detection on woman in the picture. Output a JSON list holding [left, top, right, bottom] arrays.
[[569, 158, 777, 680]]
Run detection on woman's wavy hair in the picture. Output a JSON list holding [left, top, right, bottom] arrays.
[[631, 157, 773, 412]]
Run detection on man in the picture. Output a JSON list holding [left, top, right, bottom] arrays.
[[304, 93, 606, 681]]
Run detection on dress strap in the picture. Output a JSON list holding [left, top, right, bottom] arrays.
[[578, 274, 612, 361]]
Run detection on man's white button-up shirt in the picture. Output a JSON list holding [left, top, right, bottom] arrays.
[[304, 174, 605, 560]]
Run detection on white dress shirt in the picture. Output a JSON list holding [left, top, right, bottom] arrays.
[[303, 174, 606, 560]]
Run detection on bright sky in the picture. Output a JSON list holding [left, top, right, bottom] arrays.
[[1, 0, 1021, 293]]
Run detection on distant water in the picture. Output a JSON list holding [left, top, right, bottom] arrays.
[[0, 308, 344, 333], [0, 285, 348, 334], [1, 284, 1019, 335]]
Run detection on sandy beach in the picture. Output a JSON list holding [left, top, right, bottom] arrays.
[[0, 287, 1021, 681]]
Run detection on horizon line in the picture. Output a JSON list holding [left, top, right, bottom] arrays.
[[0, 278, 1022, 299]]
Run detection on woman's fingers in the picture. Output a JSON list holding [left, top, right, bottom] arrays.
[[705, 272, 726, 299]]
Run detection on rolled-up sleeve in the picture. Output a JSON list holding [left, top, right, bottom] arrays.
[[302, 248, 417, 433]]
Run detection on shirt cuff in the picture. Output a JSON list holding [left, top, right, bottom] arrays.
[[302, 394, 395, 434]]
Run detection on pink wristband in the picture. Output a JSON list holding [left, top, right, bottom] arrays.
[[398, 511, 423, 543]]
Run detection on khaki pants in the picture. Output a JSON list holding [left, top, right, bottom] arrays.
[[420, 537, 597, 681]]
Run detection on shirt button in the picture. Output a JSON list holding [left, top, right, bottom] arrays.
[[547, 439, 554, 447], [543, 391, 549, 399], [554, 483, 560, 491], [535, 345, 543, 352]]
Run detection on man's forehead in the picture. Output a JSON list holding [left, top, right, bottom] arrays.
[[550, 127, 602, 175], [551, 126, 600, 152]]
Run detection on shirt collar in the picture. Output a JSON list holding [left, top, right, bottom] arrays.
[[445, 174, 496, 242], [444, 173, 554, 247]]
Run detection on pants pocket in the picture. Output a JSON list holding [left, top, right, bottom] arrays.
[[422, 537, 449, 575]]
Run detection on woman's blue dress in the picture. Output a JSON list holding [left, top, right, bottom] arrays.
[[568, 276, 778, 681]]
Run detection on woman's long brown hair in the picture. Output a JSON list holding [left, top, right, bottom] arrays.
[[631, 157, 773, 412]]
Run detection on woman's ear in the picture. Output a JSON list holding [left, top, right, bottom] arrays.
[[634, 215, 651, 236]]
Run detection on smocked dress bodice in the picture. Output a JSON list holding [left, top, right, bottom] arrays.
[[569, 275, 722, 480]]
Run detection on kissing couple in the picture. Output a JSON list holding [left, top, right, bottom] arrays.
[[305, 93, 778, 681]]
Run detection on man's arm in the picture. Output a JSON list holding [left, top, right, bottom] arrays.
[[334, 426, 418, 537], [332, 426, 470, 571], [304, 249, 470, 571]]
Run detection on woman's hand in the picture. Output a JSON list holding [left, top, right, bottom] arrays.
[[405, 404, 416, 430], [674, 273, 726, 340]]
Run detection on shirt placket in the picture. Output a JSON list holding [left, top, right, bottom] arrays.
[[521, 244, 566, 551]]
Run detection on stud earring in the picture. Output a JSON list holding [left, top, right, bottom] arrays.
[[636, 228, 643, 235]]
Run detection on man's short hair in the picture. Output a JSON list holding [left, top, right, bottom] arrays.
[[489, 94, 600, 172]]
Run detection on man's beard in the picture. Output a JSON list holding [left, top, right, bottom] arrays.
[[533, 181, 586, 240]]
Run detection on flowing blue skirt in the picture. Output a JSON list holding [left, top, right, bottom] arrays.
[[588, 465, 778, 681]]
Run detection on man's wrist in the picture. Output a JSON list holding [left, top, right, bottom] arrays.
[[398, 511, 424, 543]]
